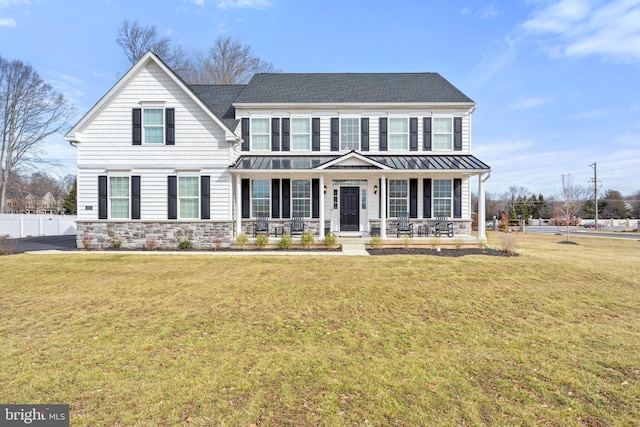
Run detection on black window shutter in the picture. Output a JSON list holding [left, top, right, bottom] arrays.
[[379, 118, 387, 151], [241, 118, 250, 151], [271, 179, 280, 218], [453, 178, 462, 218], [330, 118, 339, 151], [409, 178, 418, 218], [132, 109, 142, 145], [132, 175, 141, 220], [271, 118, 280, 151], [312, 118, 320, 151], [361, 118, 369, 151], [410, 118, 418, 151], [165, 108, 175, 145], [423, 117, 432, 151], [241, 179, 250, 218], [201, 176, 210, 220], [281, 118, 290, 152], [378, 178, 382, 219], [282, 179, 291, 218], [98, 175, 108, 219], [168, 176, 177, 220], [454, 117, 462, 151], [423, 178, 432, 218], [312, 179, 320, 219]]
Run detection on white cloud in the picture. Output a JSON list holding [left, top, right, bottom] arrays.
[[0, 0, 29, 8], [522, 0, 640, 62], [478, 4, 499, 19], [508, 96, 551, 110], [217, 0, 271, 9], [460, 7, 471, 15], [0, 16, 15, 27]]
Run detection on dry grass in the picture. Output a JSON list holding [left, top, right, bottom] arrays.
[[1, 232, 639, 426]]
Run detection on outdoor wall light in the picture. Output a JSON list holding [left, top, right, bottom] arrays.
[[374, 185, 378, 194], [323, 185, 327, 194]]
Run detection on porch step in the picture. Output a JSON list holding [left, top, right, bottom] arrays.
[[340, 242, 370, 256]]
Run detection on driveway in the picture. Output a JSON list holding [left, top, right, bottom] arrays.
[[6, 235, 77, 254]]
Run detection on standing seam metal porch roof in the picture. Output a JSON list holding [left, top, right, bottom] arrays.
[[230, 154, 490, 171]]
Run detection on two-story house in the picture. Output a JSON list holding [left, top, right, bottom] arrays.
[[65, 52, 490, 249]]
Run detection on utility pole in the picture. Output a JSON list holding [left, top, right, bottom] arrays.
[[589, 162, 598, 229]]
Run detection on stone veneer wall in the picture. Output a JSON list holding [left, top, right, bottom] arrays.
[[77, 221, 234, 250]]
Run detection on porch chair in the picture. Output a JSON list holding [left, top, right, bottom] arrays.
[[290, 216, 306, 235], [396, 212, 414, 237], [434, 214, 454, 238], [253, 214, 269, 237]]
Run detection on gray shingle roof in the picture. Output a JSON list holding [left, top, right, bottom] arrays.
[[233, 73, 474, 104], [189, 84, 246, 131]]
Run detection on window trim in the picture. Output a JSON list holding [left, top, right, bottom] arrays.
[[433, 179, 453, 217], [340, 117, 360, 151], [432, 116, 453, 151], [388, 117, 409, 151], [290, 117, 311, 151], [177, 176, 200, 220], [388, 179, 409, 218], [250, 117, 271, 151], [251, 179, 271, 217], [108, 176, 130, 220], [291, 179, 311, 218]]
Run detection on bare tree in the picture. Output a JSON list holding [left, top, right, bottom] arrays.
[[116, 19, 189, 75], [558, 174, 588, 242], [0, 56, 73, 213], [183, 35, 278, 84]]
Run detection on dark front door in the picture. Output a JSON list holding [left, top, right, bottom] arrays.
[[340, 187, 359, 231]]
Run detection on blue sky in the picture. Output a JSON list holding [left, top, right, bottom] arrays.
[[2, 0, 639, 198]]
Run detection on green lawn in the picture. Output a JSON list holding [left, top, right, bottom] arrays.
[[1, 232, 639, 426]]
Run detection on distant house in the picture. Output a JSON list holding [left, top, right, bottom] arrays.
[[5, 191, 62, 215], [65, 52, 491, 249]]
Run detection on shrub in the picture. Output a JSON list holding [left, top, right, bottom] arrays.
[[235, 234, 249, 247], [110, 238, 122, 249], [81, 235, 91, 250], [370, 234, 382, 249], [278, 233, 293, 249], [429, 235, 440, 249], [255, 233, 269, 248], [179, 239, 192, 250], [452, 237, 464, 249], [324, 232, 337, 247], [146, 237, 157, 251], [402, 235, 412, 248], [301, 231, 315, 248], [500, 233, 518, 255], [0, 236, 16, 256]]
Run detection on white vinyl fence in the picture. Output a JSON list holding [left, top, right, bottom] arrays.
[[0, 214, 77, 238]]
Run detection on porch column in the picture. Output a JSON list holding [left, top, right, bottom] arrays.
[[477, 172, 490, 241], [235, 174, 242, 237], [380, 175, 387, 239], [319, 175, 325, 239]]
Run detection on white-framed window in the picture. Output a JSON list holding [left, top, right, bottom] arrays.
[[361, 188, 367, 209], [388, 118, 409, 150], [291, 118, 311, 151], [251, 118, 270, 151], [333, 189, 338, 210], [433, 117, 453, 150], [143, 108, 164, 144], [109, 176, 130, 219], [292, 179, 311, 217], [389, 179, 408, 218], [178, 176, 199, 219], [340, 117, 360, 150], [252, 179, 270, 217], [433, 179, 452, 217]]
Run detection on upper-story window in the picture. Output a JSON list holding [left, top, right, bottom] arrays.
[[433, 117, 453, 150], [251, 118, 270, 150], [291, 118, 311, 151], [143, 109, 164, 143], [388, 118, 409, 150], [132, 107, 174, 145], [341, 118, 360, 150]]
